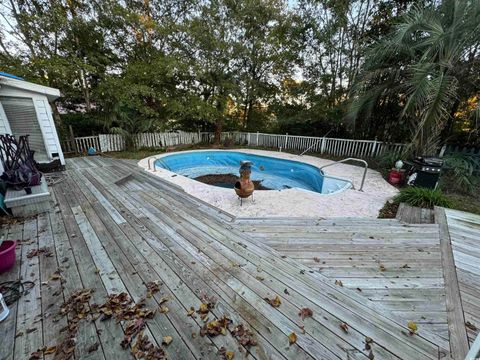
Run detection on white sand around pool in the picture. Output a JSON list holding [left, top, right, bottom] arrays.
[[138, 149, 399, 218]]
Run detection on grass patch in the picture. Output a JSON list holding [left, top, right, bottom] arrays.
[[104, 148, 166, 160], [444, 192, 480, 215]]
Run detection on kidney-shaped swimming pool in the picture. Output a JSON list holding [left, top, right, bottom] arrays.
[[154, 151, 351, 194]]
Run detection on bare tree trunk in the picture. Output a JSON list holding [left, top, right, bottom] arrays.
[[80, 69, 92, 111], [214, 118, 223, 145], [49, 101, 62, 127]]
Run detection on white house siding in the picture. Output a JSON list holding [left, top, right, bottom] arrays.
[[34, 99, 58, 155], [0, 102, 12, 135], [0, 85, 65, 166], [0, 96, 48, 162]]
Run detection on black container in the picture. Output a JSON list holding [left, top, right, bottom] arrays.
[[406, 157, 444, 189]]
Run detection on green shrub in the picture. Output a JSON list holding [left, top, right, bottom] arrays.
[[394, 187, 452, 209], [440, 153, 480, 193], [375, 151, 400, 170]]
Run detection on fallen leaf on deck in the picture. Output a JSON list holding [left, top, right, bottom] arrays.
[[255, 276, 265, 281], [298, 308, 313, 320], [43, 346, 56, 355], [15, 331, 23, 338], [159, 305, 169, 314], [288, 332, 297, 345], [466, 321, 477, 331], [264, 295, 281, 307], [87, 342, 99, 353], [335, 280, 343, 287], [283, 289, 290, 295], [159, 297, 169, 304], [407, 320, 417, 334], [187, 307, 196, 317], [379, 264, 386, 272], [313, 257, 320, 263], [232, 324, 257, 347], [162, 336, 173, 345], [218, 347, 234, 360], [340, 322, 349, 333], [365, 336, 373, 350], [132, 332, 167, 359], [200, 316, 231, 337], [29, 351, 41, 360], [368, 349, 375, 359], [401, 264, 410, 268], [145, 281, 161, 298], [26, 327, 37, 334], [27, 247, 53, 258], [121, 318, 146, 348]]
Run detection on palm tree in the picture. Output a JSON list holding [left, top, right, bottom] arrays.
[[350, 0, 480, 155]]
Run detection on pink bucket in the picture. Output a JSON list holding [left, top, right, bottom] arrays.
[[0, 240, 16, 273]]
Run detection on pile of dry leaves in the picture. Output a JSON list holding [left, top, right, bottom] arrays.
[[27, 247, 53, 258], [30, 287, 167, 360]]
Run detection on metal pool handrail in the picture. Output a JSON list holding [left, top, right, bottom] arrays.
[[319, 158, 368, 192], [299, 129, 333, 156], [147, 156, 157, 171]]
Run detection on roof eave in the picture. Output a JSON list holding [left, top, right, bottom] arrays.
[[0, 76, 61, 101]]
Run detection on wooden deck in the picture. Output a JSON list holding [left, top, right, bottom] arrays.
[[396, 203, 435, 224], [443, 209, 480, 348], [234, 217, 449, 343], [0, 156, 476, 359]]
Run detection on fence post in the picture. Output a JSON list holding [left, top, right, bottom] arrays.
[[284, 133, 289, 149], [320, 137, 326, 154], [247, 133, 251, 146], [256, 131, 259, 146], [371, 139, 378, 157], [69, 125, 78, 153]]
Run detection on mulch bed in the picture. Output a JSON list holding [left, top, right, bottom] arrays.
[[194, 174, 272, 190], [378, 201, 399, 218]]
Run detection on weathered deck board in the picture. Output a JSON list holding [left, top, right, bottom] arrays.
[[1, 156, 472, 359], [396, 203, 435, 224], [443, 208, 480, 349], [14, 217, 44, 360], [111, 172, 446, 358], [238, 216, 449, 340], [0, 221, 22, 360]]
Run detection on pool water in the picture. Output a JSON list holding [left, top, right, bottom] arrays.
[[154, 151, 351, 194]]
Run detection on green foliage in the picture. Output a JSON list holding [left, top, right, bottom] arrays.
[[60, 113, 104, 138], [350, 1, 480, 155], [372, 151, 403, 172], [0, 0, 478, 150], [394, 187, 452, 209], [440, 152, 480, 193]]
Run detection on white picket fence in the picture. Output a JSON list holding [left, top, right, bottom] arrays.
[[226, 132, 406, 157], [61, 131, 407, 158]]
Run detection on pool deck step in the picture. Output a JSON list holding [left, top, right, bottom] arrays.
[[396, 203, 435, 224]]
